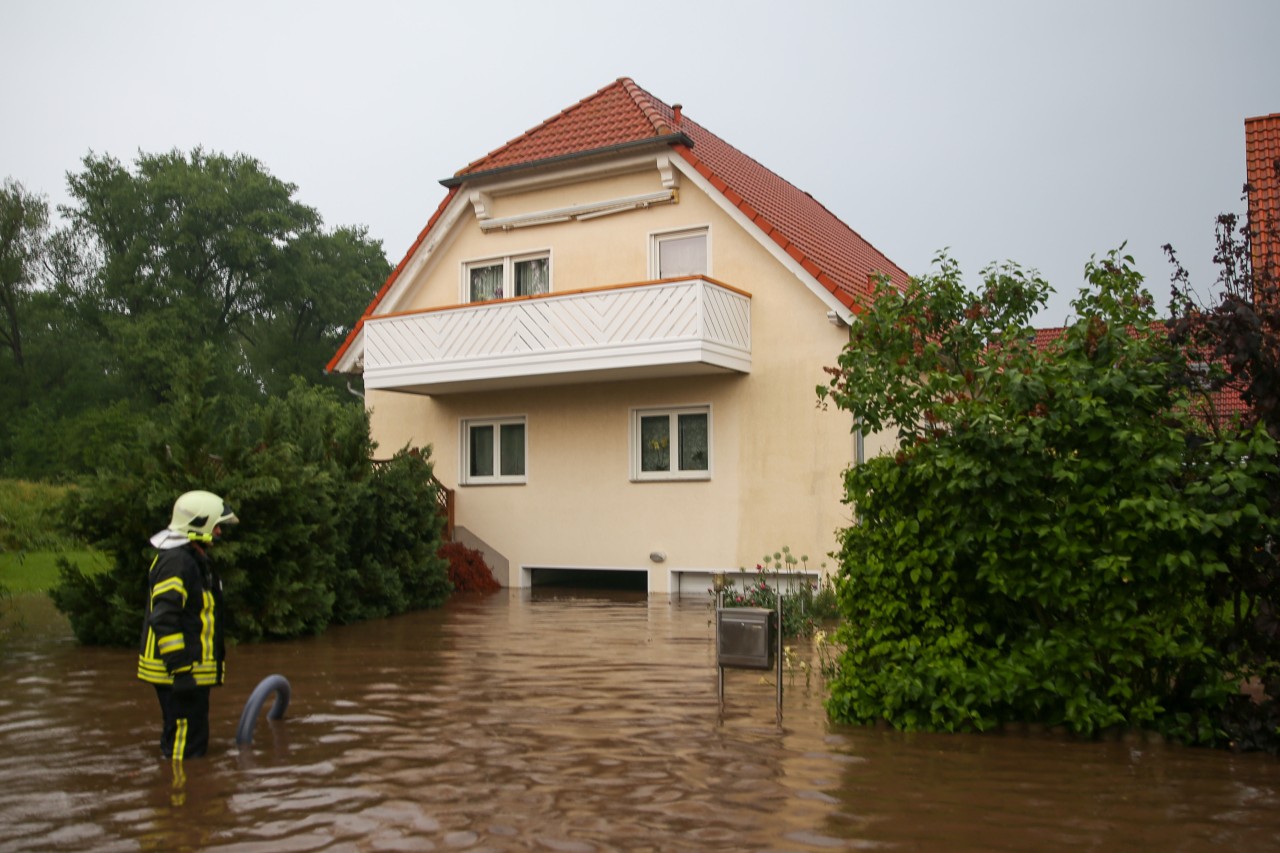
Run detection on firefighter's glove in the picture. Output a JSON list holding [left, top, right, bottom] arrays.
[[172, 672, 197, 694]]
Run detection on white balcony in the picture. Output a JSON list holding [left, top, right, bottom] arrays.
[[361, 276, 751, 394]]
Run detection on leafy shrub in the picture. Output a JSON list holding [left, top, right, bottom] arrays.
[[439, 541, 501, 594], [51, 359, 450, 644], [0, 480, 82, 552], [818, 252, 1277, 744]]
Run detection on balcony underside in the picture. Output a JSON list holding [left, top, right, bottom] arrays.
[[361, 277, 751, 396]]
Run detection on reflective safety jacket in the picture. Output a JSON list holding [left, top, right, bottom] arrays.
[[137, 542, 227, 688]]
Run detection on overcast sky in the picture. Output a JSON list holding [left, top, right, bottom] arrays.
[[4, 0, 1276, 326]]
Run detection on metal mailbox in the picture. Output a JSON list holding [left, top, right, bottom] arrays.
[[717, 607, 777, 670]]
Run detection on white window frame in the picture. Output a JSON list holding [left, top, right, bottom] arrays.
[[649, 226, 710, 279], [462, 250, 552, 303], [461, 416, 528, 485], [630, 405, 712, 482]]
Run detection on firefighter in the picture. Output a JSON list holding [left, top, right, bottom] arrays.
[[137, 490, 238, 760]]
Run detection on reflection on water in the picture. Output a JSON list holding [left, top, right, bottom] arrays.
[[2, 589, 1278, 851]]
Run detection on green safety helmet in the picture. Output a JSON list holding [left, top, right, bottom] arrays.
[[169, 490, 239, 543]]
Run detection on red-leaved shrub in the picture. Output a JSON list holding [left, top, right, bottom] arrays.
[[438, 541, 501, 594]]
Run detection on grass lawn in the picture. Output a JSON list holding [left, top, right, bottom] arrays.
[[0, 550, 109, 594]]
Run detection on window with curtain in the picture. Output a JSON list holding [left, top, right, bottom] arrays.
[[465, 252, 550, 302], [514, 256, 549, 297], [632, 406, 710, 481], [463, 417, 527, 484], [469, 263, 504, 302]]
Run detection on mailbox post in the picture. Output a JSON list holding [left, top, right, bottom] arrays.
[[713, 573, 784, 727]]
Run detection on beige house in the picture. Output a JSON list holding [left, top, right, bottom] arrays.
[[328, 78, 908, 593]]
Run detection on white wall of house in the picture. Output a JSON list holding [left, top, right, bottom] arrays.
[[363, 155, 880, 591]]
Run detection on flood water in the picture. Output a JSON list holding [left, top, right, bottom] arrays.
[[2, 589, 1279, 852]]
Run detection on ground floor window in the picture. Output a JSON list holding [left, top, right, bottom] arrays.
[[631, 406, 710, 481], [462, 417, 526, 484]]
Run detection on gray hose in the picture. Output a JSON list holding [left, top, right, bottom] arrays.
[[236, 674, 291, 746]]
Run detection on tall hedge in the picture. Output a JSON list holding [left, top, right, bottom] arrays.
[[51, 357, 450, 644], [818, 252, 1279, 745]]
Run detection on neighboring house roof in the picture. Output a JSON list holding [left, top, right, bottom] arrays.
[[328, 78, 909, 374], [1246, 113, 1280, 265], [1033, 325, 1249, 425]]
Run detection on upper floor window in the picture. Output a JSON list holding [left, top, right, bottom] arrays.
[[466, 252, 550, 302], [462, 416, 527, 485], [631, 405, 711, 481], [652, 228, 708, 279]]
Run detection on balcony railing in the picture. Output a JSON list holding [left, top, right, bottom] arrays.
[[361, 276, 751, 394]]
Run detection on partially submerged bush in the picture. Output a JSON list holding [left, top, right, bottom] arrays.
[[52, 364, 450, 644], [440, 541, 501, 594]]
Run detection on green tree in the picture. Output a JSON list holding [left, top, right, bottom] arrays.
[[1, 149, 390, 481], [818, 251, 1277, 745], [246, 225, 389, 396], [61, 148, 321, 402], [0, 178, 49, 372], [0, 179, 125, 477], [51, 354, 450, 645]]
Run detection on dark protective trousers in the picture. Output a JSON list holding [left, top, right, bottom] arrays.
[[153, 684, 211, 759]]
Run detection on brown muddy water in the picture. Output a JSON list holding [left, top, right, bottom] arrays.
[[2, 590, 1279, 852]]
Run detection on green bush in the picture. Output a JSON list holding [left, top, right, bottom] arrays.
[[0, 480, 82, 553], [51, 361, 450, 645], [818, 252, 1277, 745]]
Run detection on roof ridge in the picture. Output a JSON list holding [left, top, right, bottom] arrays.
[[456, 78, 649, 177], [617, 77, 674, 136]]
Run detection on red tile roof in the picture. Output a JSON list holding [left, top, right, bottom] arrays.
[[455, 78, 675, 174], [328, 78, 909, 373], [1246, 113, 1280, 281]]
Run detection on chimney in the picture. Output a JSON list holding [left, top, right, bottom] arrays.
[[672, 103, 683, 129]]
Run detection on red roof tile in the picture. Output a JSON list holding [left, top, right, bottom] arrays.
[[1246, 113, 1280, 280], [330, 78, 910, 372], [455, 79, 675, 175]]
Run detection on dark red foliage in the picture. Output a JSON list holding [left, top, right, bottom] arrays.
[[438, 541, 501, 595]]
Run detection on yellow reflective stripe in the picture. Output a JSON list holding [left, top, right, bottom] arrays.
[[137, 660, 170, 682], [151, 577, 187, 605], [173, 719, 188, 761], [157, 632, 185, 655], [201, 590, 215, 662]]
